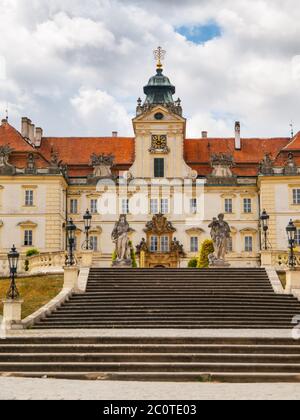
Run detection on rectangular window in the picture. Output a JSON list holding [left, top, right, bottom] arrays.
[[150, 236, 158, 252], [190, 237, 199, 253], [24, 230, 33, 247], [90, 199, 98, 214], [150, 199, 159, 214], [161, 199, 169, 214], [161, 236, 169, 252], [293, 189, 300, 205], [70, 199, 78, 214], [25, 190, 34, 207], [154, 158, 165, 178], [245, 236, 253, 252], [295, 229, 300, 246], [121, 199, 129, 214], [225, 198, 233, 214], [190, 198, 197, 214], [90, 236, 98, 252], [243, 198, 252, 214]]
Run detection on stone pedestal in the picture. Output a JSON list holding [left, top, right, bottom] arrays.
[[285, 269, 300, 294], [112, 259, 132, 268], [2, 299, 24, 330], [260, 251, 273, 268], [209, 255, 230, 268], [63, 266, 79, 291], [81, 251, 93, 268]]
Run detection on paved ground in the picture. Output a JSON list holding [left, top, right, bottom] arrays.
[[5, 329, 296, 339], [0, 377, 299, 400]]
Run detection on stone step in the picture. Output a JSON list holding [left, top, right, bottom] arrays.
[[1, 362, 300, 374], [46, 314, 296, 321], [4, 336, 300, 345], [1, 344, 300, 354], [54, 309, 299, 316], [32, 319, 291, 329], [1, 353, 300, 364], [5, 371, 300, 383]]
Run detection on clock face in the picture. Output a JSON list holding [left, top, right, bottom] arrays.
[[152, 135, 167, 149]]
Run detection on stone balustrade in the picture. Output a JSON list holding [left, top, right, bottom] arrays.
[[261, 250, 300, 271], [28, 252, 67, 275], [0, 251, 81, 277]]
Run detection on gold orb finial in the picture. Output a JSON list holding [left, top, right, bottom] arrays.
[[154, 46, 166, 70]]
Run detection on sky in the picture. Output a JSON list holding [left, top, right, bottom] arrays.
[[0, 0, 300, 138]]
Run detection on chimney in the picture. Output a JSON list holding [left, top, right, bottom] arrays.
[[28, 122, 35, 144], [202, 131, 208, 139], [35, 127, 43, 147], [21, 117, 31, 139], [112, 131, 118, 138], [235, 121, 241, 150]]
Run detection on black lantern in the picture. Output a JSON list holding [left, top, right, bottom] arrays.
[[286, 219, 297, 269], [7, 245, 20, 300], [83, 210, 92, 251], [260, 209, 270, 250], [66, 219, 77, 266]]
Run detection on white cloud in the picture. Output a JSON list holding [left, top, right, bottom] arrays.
[[71, 88, 132, 136], [0, 0, 300, 138]]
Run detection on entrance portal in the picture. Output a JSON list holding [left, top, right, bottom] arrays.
[[136, 214, 184, 268]]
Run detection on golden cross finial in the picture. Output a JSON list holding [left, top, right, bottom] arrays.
[[154, 46, 166, 70]]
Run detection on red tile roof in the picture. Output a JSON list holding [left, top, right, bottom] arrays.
[[1, 119, 300, 177], [282, 132, 300, 151], [0, 121, 34, 152], [184, 138, 290, 164], [39, 137, 135, 166]]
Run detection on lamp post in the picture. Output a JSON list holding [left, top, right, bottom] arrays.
[[83, 209, 92, 251], [260, 209, 270, 251], [286, 219, 297, 269], [66, 219, 77, 266], [7, 245, 20, 300]]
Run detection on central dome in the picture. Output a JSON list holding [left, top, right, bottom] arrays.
[[143, 68, 176, 105]]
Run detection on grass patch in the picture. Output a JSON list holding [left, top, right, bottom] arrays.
[[0, 275, 63, 319]]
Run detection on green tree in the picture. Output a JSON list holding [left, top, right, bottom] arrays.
[[197, 240, 214, 268]]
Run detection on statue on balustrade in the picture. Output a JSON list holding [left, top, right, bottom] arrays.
[[208, 214, 231, 267], [112, 215, 132, 267]]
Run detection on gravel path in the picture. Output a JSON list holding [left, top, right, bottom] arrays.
[[0, 377, 299, 400]]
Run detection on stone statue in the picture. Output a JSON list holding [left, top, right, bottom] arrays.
[[25, 153, 37, 174], [0, 145, 15, 174], [136, 238, 148, 254], [112, 215, 132, 267], [91, 153, 114, 178], [170, 238, 185, 256], [259, 153, 274, 175], [208, 214, 231, 267], [284, 153, 298, 175]]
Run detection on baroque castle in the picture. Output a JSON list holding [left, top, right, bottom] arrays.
[[0, 52, 300, 271]]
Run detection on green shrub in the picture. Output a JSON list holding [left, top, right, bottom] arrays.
[[24, 249, 40, 272], [26, 248, 40, 258], [112, 250, 117, 263], [197, 240, 214, 268], [188, 258, 198, 268], [129, 241, 138, 268]]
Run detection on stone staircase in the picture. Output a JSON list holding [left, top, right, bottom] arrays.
[[33, 268, 300, 329], [1, 336, 300, 382]]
